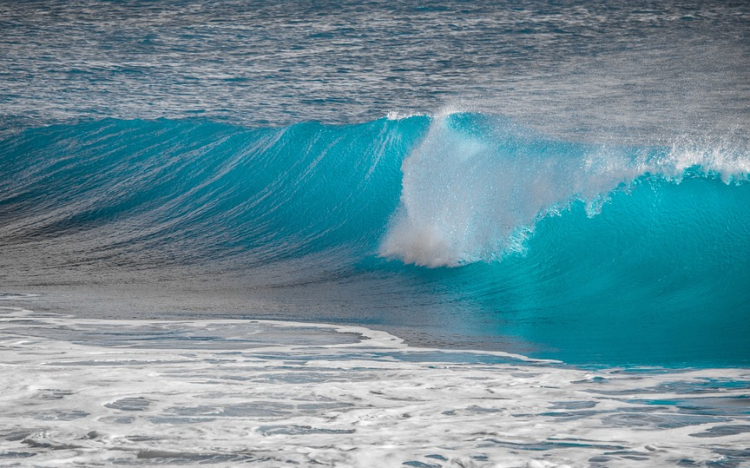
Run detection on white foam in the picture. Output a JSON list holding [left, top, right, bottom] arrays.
[[380, 113, 750, 267], [1, 306, 748, 467], [385, 111, 428, 121]]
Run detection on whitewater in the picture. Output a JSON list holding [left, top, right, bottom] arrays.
[[1, 0, 750, 466], [1, 299, 749, 468]]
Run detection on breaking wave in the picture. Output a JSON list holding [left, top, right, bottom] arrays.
[[2, 112, 749, 365]]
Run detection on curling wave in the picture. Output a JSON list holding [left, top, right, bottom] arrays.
[[1, 113, 749, 365]]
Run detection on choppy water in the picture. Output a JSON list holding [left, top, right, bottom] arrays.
[[1, 0, 748, 140]]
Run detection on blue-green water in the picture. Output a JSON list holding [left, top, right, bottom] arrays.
[[1, 0, 749, 367], [2, 113, 749, 366]]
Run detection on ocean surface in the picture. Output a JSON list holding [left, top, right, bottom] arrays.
[[1, 0, 750, 466]]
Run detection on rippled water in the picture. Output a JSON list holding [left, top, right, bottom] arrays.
[[2, 0, 748, 141]]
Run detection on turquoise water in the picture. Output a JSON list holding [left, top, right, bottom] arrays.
[[2, 113, 749, 366], [1, 0, 749, 367]]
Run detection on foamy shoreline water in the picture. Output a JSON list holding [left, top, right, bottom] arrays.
[[2, 304, 749, 468]]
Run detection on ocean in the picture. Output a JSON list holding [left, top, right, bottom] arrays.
[[1, 0, 749, 466]]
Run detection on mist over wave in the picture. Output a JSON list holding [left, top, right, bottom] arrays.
[[381, 112, 750, 267]]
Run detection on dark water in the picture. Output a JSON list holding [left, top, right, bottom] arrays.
[[2, 0, 748, 139], [1, 0, 749, 367]]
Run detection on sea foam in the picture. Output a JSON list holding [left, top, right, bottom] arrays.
[[2, 305, 750, 467]]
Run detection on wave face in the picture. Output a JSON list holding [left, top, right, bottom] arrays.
[[1, 113, 749, 366], [0, 117, 424, 271]]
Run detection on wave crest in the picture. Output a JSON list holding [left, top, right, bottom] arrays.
[[380, 113, 749, 267]]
